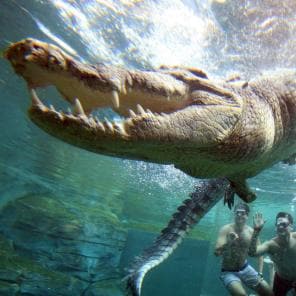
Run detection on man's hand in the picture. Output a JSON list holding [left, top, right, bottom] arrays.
[[253, 212, 266, 231], [227, 231, 239, 243]]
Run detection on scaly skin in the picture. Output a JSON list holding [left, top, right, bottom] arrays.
[[125, 178, 230, 296], [4, 38, 296, 203]]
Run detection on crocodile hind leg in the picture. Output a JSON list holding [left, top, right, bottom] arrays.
[[124, 178, 230, 296]]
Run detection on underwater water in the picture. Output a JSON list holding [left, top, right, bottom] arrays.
[[0, 0, 295, 295]]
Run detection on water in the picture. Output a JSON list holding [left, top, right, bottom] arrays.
[[0, 0, 295, 295]]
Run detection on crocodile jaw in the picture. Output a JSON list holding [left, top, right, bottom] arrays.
[[27, 89, 197, 163], [5, 38, 243, 175], [6, 38, 235, 160], [28, 89, 133, 158], [5, 38, 190, 116]]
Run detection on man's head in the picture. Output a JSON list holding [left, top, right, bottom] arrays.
[[275, 212, 294, 236], [234, 202, 250, 225]]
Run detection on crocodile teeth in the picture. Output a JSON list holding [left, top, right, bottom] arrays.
[[29, 88, 42, 106], [97, 121, 105, 132], [114, 122, 127, 136], [111, 90, 120, 109], [137, 104, 145, 115], [57, 112, 64, 120], [121, 83, 127, 95], [104, 117, 114, 132], [29, 88, 47, 110], [129, 109, 137, 118], [73, 98, 86, 116], [87, 117, 95, 127]]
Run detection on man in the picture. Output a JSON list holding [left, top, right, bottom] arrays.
[[249, 211, 296, 296], [214, 203, 272, 296]]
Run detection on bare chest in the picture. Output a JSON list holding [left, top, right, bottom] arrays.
[[271, 240, 296, 280]]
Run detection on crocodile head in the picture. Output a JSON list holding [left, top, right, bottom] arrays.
[[5, 38, 243, 171], [5, 38, 193, 115], [5, 38, 296, 203]]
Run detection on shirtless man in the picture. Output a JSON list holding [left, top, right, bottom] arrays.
[[214, 203, 272, 296], [249, 212, 296, 296]]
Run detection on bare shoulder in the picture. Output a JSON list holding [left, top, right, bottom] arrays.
[[246, 225, 253, 231], [219, 223, 233, 232], [245, 225, 254, 234], [267, 237, 280, 252]]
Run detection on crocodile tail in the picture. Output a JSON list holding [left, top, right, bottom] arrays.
[[124, 178, 230, 296]]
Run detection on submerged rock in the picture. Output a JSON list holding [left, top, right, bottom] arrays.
[[0, 233, 86, 295], [0, 193, 128, 295]]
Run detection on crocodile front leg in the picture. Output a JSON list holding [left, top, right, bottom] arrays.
[[228, 178, 257, 203]]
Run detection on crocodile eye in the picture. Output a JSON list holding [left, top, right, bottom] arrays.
[[48, 55, 60, 65]]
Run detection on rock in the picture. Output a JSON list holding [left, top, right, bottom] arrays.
[[84, 279, 124, 296], [0, 193, 128, 294], [0, 281, 19, 296]]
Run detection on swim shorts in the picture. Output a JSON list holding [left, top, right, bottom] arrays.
[[220, 262, 262, 289], [273, 272, 296, 296]]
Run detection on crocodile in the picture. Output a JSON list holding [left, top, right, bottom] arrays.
[[5, 38, 296, 202], [4, 38, 296, 295]]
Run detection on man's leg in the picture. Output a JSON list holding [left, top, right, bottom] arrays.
[[273, 272, 292, 296], [220, 272, 248, 296], [227, 281, 248, 296], [238, 264, 273, 296], [253, 279, 273, 296]]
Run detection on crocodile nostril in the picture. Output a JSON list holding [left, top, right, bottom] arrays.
[[33, 45, 42, 50]]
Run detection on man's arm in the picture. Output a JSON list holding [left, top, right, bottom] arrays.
[[214, 226, 228, 256], [249, 212, 270, 256], [214, 225, 237, 256], [257, 239, 264, 274], [249, 235, 271, 256], [255, 235, 265, 274], [258, 256, 263, 274]]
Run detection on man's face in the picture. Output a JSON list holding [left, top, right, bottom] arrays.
[[275, 217, 293, 236], [234, 208, 248, 224]]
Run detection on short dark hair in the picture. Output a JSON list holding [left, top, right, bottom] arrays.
[[276, 212, 293, 224], [234, 202, 250, 214]]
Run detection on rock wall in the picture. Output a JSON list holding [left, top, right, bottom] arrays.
[[0, 193, 127, 295]]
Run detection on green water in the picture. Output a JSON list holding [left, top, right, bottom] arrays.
[[0, 0, 295, 295]]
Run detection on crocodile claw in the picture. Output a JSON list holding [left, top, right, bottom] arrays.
[[224, 184, 235, 209]]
